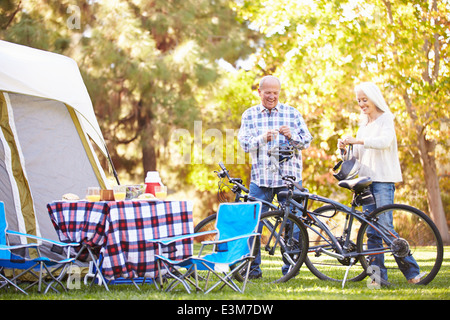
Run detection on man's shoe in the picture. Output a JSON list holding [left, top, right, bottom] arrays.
[[370, 278, 391, 287], [248, 272, 262, 280]]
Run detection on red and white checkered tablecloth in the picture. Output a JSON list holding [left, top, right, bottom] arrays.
[[47, 200, 194, 280]]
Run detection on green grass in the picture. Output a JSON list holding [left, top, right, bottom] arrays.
[[1, 247, 448, 301]]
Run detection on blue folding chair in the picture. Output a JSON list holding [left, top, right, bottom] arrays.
[[0, 203, 40, 294], [0, 201, 78, 294], [149, 202, 262, 293]]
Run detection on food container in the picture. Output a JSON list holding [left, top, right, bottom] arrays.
[[100, 189, 115, 201], [125, 185, 145, 199], [145, 171, 164, 196]]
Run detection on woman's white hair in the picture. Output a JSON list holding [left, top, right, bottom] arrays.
[[354, 82, 393, 125]]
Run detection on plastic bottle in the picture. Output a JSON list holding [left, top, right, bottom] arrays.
[[145, 171, 163, 196]]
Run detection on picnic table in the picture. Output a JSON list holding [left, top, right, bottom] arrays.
[[47, 199, 194, 280]]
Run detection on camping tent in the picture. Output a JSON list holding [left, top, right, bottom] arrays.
[[0, 40, 113, 259]]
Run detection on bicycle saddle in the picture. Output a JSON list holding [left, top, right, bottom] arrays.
[[338, 176, 372, 192]]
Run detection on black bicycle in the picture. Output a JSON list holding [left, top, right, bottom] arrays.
[[266, 145, 444, 286]]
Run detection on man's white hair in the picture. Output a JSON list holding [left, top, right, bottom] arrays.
[[259, 75, 281, 88]]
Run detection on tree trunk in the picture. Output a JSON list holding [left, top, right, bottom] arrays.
[[138, 102, 157, 175], [391, 0, 450, 244], [403, 93, 450, 244], [141, 121, 157, 174], [417, 129, 450, 244]]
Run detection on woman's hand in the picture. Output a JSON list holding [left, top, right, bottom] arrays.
[[338, 139, 346, 149], [341, 136, 363, 146]]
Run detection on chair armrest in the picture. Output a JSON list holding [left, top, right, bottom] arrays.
[[201, 232, 260, 246], [6, 230, 79, 247], [0, 243, 39, 251], [147, 230, 217, 246]]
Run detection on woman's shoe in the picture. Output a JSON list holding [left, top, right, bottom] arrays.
[[407, 272, 427, 284]]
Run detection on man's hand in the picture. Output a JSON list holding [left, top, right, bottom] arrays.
[[279, 125, 292, 140], [264, 129, 279, 142]]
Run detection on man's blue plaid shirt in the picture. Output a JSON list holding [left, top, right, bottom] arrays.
[[238, 103, 312, 188]]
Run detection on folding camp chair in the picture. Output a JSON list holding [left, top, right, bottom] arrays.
[[149, 202, 262, 294], [0, 217, 40, 294], [0, 201, 78, 294]]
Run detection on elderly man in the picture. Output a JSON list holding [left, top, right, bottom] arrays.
[[238, 75, 312, 278]]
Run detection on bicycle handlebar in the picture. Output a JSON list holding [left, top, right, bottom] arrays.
[[217, 162, 249, 194], [218, 162, 230, 178]]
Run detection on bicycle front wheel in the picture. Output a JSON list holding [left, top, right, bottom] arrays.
[[357, 204, 444, 285], [258, 210, 308, 283]]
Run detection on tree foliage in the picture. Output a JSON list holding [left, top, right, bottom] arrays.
[[224, 0, 449, 240]]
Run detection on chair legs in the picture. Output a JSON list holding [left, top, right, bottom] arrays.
[[40, 261, 73, 294], [155, 258, 255, 294], [0, 269, 28, 294], [78, 245, 109, 291], [0, 259, 73, 294], [156, 259, 193, 293], [202, 261, 250, 294]]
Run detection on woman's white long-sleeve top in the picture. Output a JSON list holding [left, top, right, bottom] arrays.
[[351, 113, 403, 183]]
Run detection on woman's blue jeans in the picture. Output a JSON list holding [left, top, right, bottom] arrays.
[[363, 182, 420, 281]]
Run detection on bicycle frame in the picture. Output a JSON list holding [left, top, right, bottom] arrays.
[[281, 179, 400, 261], [216, 160, 394, 262], [217, 156, 400, 263]]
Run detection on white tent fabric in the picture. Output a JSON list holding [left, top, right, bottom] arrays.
[[0, 40, 107, 156], [0, 41, 110, 261], [2, 93, 103, 240]]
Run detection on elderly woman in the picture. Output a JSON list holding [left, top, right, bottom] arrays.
[[338, 82, 424, 285]]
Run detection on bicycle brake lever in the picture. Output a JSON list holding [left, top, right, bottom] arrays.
[[215, 170, 227, 179]]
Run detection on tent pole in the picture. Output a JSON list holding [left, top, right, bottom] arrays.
[[104, 143, 120, 185]]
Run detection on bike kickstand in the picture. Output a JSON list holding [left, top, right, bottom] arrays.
[[342, 258, 356, 289]]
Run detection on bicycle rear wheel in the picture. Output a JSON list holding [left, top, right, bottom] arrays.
[[304, 205, 366, 282], [357, 204, 444, 285], [194, 210, 308, 283]]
